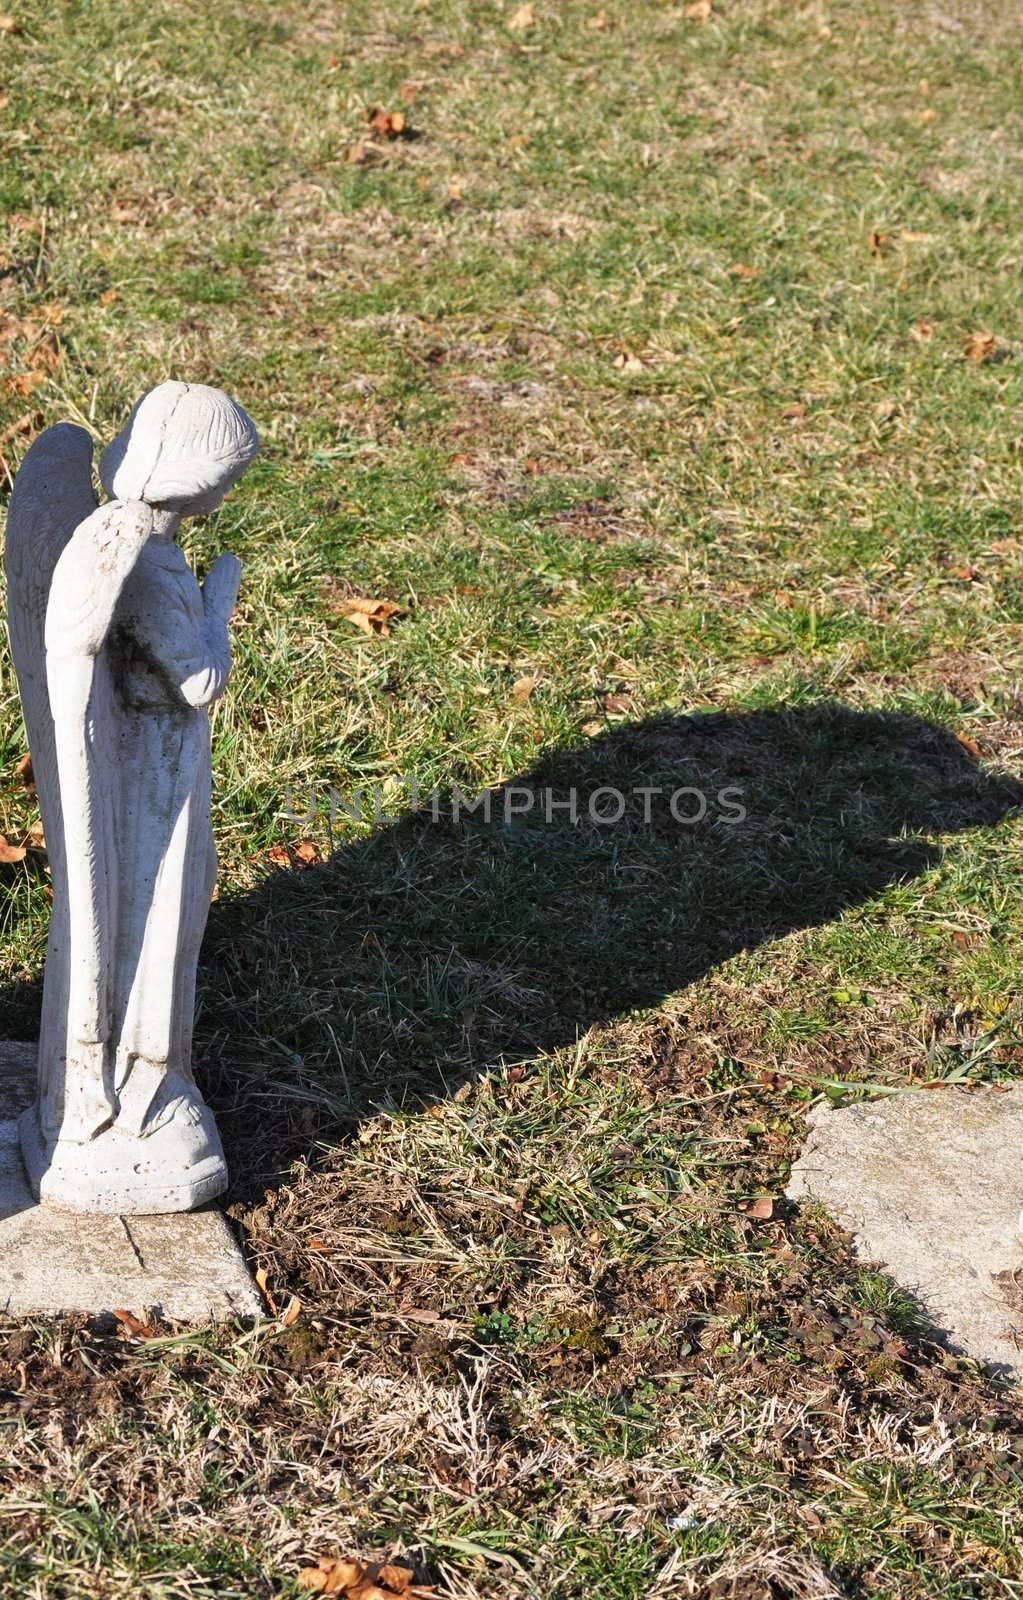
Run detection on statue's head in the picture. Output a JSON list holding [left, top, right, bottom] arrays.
[[99, 381, 259, 514]]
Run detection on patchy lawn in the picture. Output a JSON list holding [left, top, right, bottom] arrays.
[[2, 0, 1023, 1595]]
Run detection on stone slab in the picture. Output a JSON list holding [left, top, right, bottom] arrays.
[[787, 1087, 1023, 1379], [0, 1044, 261, 1321]]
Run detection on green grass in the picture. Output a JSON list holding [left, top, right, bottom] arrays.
[[3, 0, 1023, 1595]]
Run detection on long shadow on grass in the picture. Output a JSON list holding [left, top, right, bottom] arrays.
[[1, 702, 1019, 1197], [188, 702, 1021, 1198]]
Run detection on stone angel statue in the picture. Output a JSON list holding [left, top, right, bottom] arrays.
[[4, 382, 258, 1213]]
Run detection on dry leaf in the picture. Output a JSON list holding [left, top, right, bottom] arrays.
[[254, 1265, 278, 1314], [780, 401, 805, 420], [334, 596, 405, 637], [900, 230, 933, 243], [0, 14, 19, 31], [601, 691, 631, 714], [964, 330, 999, 364], [7, 368, 47, 396], [292, 837, 322, 866], [587, 9, 610, 26], [910, 317, 935, 341], [367, 106, 408, 138], [112, 1307, 160, 1339], [24, 819, 44, 848], [684, 0, 711, 17], [745, 1196, 774, 1220], [280, 1295, 302, 1327], [345, 143, 372, 165], [613, 350, 646, 372], [0, 835, 26, 863], [398, 81, 418, 103], [0, 410, 36, 443], [580, 718, 603, 736], [378, 1568, 415, 1592], [867, 229, 890, 255], [15, 751, 33, 785], [510, 674, 537, 703], [955, 731, 982, 760], [507, 2, 535, 28], [729, 261, 758, 279], [97, 287, 119, 306]]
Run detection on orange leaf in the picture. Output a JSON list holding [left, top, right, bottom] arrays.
[[964, 330, 999, 364], [685, 0, 711, 18], [745, 1196, 774, 1220], [367, 107, 408, 138], [7, 368, 47, 397], [729, 261, 758, 279], [15, 751, 33, 785], [0, 835, 26, 864], [292, 837, 322, 867], [507, 2, 535, 28], [333, 596, 406, 637], [510, 674, 537, 703], [254, 1265, 278, 1315], [955, 731, 982, 760], [112, 1307, 160, 1339], [280, 1295, 302, 1327]]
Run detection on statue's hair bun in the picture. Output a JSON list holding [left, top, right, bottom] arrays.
[[99, 381, 259, 510]]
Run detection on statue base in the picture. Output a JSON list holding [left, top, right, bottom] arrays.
[[0, 1043, 259, 1319], [19, 1098, 229, 1216]]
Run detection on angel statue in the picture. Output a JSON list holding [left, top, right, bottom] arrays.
[[4, 382, 259, 1213]]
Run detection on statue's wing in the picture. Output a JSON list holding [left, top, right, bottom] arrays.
[[4, 423, 97, 844]]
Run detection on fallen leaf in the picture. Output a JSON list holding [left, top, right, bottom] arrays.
[[0, 835, 26, 863], [867, 229, 890, 255], [507, 2, 535, 29], [587, 9, 611, 26], [745, 1196, 774, 1220], [510, 674, 537, 703], [964, 329, 999, 364], [292, 837, 322, 866], [729, 261, 758, 279], [378, 1567, 416, 1592], [333, 596, 406, 637], [24, 819, 44, 848], [0, 410, 36, 443], [0, 14, 19, 31], [910, 317, 935, 341], [280, 1295, 302, 1327], [112, 1307, 160, 1339], [684, 0, 711, 17], [580, 718, 603, 736], [15, 751, 33, 785], [955, 731, 982, 760], [366, 106, 408, 138], [345, 142, 372, 165], [613, 350, 646, 372], [7, 368, 47, 396], [900, 230, 934, 243], [780, 401, 805, 420], [398, 80, 419, 103], [254, 1265, 278, 1315], [97, 287, 119, 305], [601, 691, 632, 714]]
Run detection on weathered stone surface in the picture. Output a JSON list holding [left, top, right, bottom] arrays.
[[4, 385, 258, 1213], [787, 1087, 1023, 1379], [0, 1045, 260, 1320]]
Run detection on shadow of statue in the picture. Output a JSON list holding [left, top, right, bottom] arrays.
[[158, 701, 1020, 1200]]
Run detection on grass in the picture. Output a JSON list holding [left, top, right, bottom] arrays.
[[2, 0, 1023, 1594]]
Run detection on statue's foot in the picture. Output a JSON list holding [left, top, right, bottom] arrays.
[[19, 1079, 228, 1215]]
